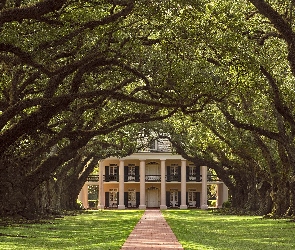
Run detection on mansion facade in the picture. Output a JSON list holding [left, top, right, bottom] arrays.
[[78, 150, 228, 210]]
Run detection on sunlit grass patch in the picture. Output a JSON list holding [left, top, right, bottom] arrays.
[[162, 209, 295, 250], [0, 210, 143, 250]]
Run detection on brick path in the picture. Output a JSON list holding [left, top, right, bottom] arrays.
[[121, 209, 184, 249]]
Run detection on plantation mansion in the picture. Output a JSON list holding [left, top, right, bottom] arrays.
[[78, 138, 228, 209]]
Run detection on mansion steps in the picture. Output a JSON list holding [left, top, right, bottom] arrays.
[[79, 151, 228, 210]]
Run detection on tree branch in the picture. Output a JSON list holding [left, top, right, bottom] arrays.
[[220, 105, 282, 142], [260, 65, 295, 134], [0, 43, 51, 75], [248, 0, 295, 75], [38, 1, 134, 49], [248, 0, 294, 42], [0, 0, 6, 11], [68, 109, 178, 138], [0, 0, 67, 25]]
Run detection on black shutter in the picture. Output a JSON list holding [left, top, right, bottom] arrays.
[[116, 166, 119, 182], [186, 192, 188, 206], [124, 166, 128, 182], [186, 166, 189, 181], [178, 166, 181, 182], [135, 166, 139, 182], [167, 166, 171, 182], [136, 192, 140, 207], [105, 192, 109, 207], [178, 191, 181, 207], [124, 192, 128, 207], [105, 166, 109, 182], [196, 192, 201, 208], [196, 166, 201, 181], [166, 191, 170, 207]]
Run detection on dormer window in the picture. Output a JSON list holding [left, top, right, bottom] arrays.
[[149, 140, 157, 151]]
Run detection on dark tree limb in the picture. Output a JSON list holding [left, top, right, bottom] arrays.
[[260, 65, 295, 135], [0, 0, 6, 10], [220, 106, 282, 142], [38, 1, 134, 49], [0, 43, 52, 75], [248, 0, 295, 75], [0, 0, 67, 25]]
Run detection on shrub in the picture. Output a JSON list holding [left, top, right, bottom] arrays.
[[222, 201, 231, 208]]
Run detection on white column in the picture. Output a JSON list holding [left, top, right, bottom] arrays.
[[118, 159, 125, 209], [216, 184, 222, 208], [78, 183, 88, 209], [201, 166, 208, 209], [139, 160, 146, 209], [223, 183, 229, 204], [97, 160, 105, 209], [216, 183, 229, 208], [180, 159, 187, 209], [160, 159, 167, 209]]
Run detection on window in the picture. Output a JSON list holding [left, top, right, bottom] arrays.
[[188, 164, 196, 181], [128, 189, 136, 202], [109, 164, 117, 181], [171, 164, 179, 175], [88, 185, 98, 208], [188, 189, 197, 202], [110, 164, 117, 175], [128, 164, 135, 181], [170, 189, 178, 207], [128, 188, 136, 207], [149, 140, 157, 150], [109, 188, 118, 205], [189, 164, 196, 175]]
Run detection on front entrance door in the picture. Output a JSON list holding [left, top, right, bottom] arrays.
[[147, 188, 159, 207], [170, 189, 178, 207]]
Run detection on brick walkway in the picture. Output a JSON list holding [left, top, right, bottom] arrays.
[[121, 209, 184, 249]]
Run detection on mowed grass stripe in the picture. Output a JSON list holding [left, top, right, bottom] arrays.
[[162, 210, 295, 250], [0, 210, 144, 250], [1, 209, 295, 250]]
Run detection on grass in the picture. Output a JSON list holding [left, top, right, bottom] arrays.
[[162, 209, 295, 250], [1, 209, 295, 250], [0, 210, 144, 250]]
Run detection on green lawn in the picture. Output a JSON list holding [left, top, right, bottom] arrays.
[[1, 209, 294, 250], [162, 210, 295, 250], [0, 210, 144, 250]]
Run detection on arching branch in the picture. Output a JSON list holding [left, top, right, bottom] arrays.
[[0, 0, 67, 25], [220, 105, 282, 143], [0, 43, 52, 75], [260, 65, 295, 134]]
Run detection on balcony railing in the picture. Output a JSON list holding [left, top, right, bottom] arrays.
[[187, 175, 202, 182], [87, 174, 220, 183], [167, 174, 180, 182], [125, 174, 140, 182], [87, 175, 99, 182], [103, 174, 118, 182], [145, 175, 161, 182], [128, 175, 136, 181]]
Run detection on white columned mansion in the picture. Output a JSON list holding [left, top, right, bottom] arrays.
[[79, 138, 228, 210]]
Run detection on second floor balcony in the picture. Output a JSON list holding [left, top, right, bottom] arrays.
[[87, 174, 221, 183]]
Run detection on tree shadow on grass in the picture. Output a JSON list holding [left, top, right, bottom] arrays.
[[0, 210, 144, 250]]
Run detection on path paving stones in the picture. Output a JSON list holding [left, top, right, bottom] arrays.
[[121, 209, 183, 249]]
